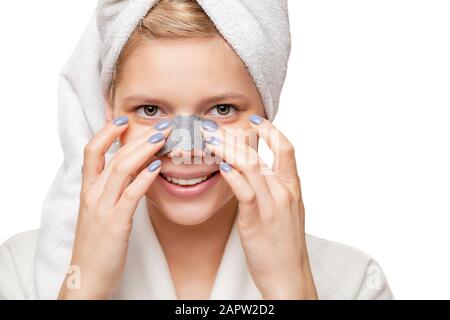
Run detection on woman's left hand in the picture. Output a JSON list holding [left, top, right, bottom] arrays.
[[201, 115, 318, 300]]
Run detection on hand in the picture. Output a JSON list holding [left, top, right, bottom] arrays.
[[57, 116, 170, 300], [201, 115, 318, 300]]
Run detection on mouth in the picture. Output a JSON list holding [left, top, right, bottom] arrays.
[[156, 170, 221, 198], [159, 171, 219, 186]]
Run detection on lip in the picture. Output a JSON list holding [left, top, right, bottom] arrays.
[[157, 170, 221, 198]]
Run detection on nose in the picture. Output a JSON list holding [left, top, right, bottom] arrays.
[[165, 147, 205, 164], [156, 114, 206, 157]]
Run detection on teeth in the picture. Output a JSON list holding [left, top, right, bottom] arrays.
[[163, 174, 210, 186]]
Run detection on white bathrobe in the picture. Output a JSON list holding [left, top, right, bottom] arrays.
[[0, 197, 394, 300]]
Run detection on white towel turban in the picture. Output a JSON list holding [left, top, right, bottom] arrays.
[[97, 0, 291, 121], [29, 0, 291, 299]]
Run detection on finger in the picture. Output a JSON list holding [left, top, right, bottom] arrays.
[[202, 123, 290, 206], [105, 120, 171, 170], [115, 159, 162, 223], [248, 115, 299, 184], [218, 162, 260, 226], [82, 115, 129, 188], [99, 129, 170, 207], [201, 127, 275, 221], [256, 159, 290, 203], [94, 123, 171, 193]]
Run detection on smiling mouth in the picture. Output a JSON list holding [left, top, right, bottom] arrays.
[[159, 171, 219, 186]]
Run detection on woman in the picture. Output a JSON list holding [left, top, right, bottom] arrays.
[[0, 0, 393, 300]]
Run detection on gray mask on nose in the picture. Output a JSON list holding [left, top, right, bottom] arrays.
[[156, 115, 207, 156]]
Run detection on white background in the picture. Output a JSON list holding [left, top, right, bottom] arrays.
[[0, 1, 449, 299]]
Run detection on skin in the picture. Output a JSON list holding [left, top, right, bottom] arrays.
[[58, 35, 318, 300]]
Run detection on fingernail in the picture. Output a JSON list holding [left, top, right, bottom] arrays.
[[148, 132, 165, 144], [148, 159, 161, 172], [113, 115, 129, 126], [249, 114, 263, 125], [219, 162, 232, 173], [202, 119, 218, 132], [205, 136, 221, 146], [154, 119, 171, 131]]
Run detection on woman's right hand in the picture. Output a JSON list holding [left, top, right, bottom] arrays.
[[57, 115, 171, 300]]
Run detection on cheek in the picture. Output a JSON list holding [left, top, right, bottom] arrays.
[[222, 121, 258, 150], [120, 122, 150, 144]]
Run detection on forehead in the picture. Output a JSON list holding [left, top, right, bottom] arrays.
[[115, 35, 255, 98]]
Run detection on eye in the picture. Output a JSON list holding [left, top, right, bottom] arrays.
[[207, 104, 237, 117], [135, 105, 165, 119]]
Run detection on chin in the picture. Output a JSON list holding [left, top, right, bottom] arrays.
[[145, 170, 234, 226], [155, 200, 218, 226]]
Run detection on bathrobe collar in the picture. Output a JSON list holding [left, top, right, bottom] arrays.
[[112, 197, 263, 299]]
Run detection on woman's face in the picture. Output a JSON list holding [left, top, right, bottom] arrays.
[[109, 35, 264, 225]]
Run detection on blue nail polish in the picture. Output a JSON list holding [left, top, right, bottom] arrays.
[[249, 114, 263, 125], [148, 159, 161, 172], [202, 119, 218, 132], [205, 136, 221, 146], [154, 119, 171, 131], [219, 162, 232, 173], [113, 115, 129, 126], [148, 132, 165, 144]]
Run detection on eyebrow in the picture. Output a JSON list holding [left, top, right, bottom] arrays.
[[121, 92, 250, 107], [201, 92, 250, 105]]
